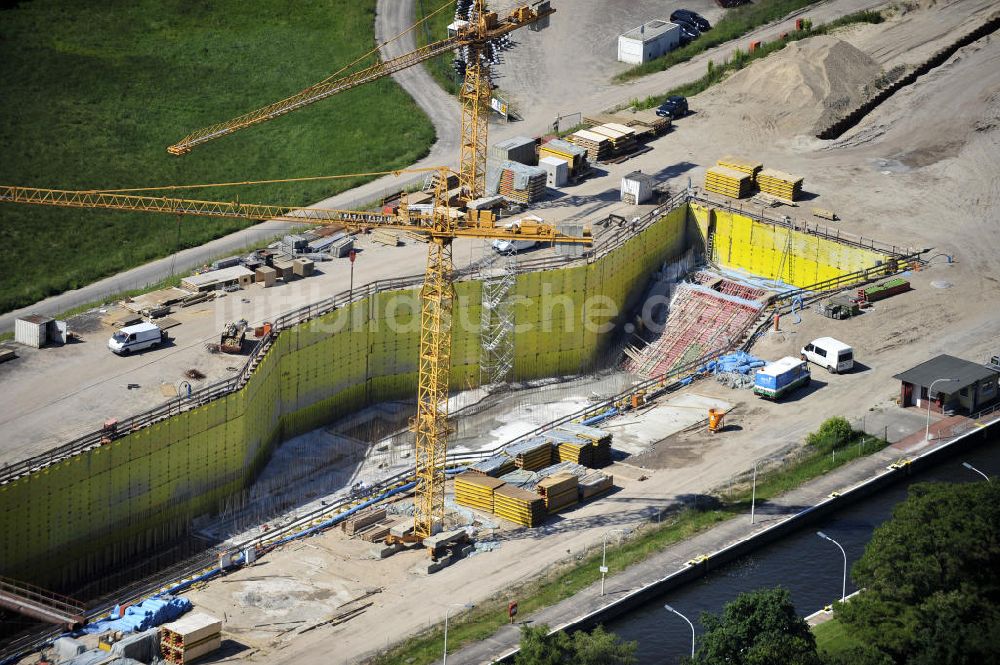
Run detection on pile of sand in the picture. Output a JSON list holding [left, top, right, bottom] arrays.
[[702, 36, 883, 137]]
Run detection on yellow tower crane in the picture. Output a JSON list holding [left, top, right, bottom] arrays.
[[1, 1, 586, 541]]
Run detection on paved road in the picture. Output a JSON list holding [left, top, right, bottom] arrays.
[[0, 0, 460, 333]]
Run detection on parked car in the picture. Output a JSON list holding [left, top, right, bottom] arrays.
[[655, 95, 689, 119], [670, 9, 711, 32], [673, 19, 701, 42]]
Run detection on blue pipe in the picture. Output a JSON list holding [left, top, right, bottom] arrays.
[[582, 408, 618, 426]]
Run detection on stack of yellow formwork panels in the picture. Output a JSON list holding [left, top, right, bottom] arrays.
[[705, 166, 752, 199], [716, 156, 763, 181], [567, 129, 612, 163], [493, 485, 546, 527], [536, 472, 579, 513], [555, 423, 613, 468], [507, 437, 554, 471], [756, 168, 804, 201], [547, 430, 593, 467], [454, 472, 506, 513], [539, 139, 588, 175]]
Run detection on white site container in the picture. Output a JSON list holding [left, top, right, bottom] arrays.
[[617, 20, 681, 65], [539, 156, 568, 188], [621, 171, 655, 205], [15, 314, 53, 348]]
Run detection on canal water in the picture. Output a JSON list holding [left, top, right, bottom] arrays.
[[605, 436, 1000, 664]]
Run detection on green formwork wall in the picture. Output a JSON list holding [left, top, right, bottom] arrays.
[[0, 207, 688, 589]]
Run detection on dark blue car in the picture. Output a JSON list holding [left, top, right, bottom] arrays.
[[655, 95, 689, 119]]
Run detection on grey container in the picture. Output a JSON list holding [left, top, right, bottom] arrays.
[[489, 136, 537, 166]]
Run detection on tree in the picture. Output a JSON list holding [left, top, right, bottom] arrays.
[[514, 624, 636, 665], [836, 480, 1000, 664], [693, 588, 822, 665]]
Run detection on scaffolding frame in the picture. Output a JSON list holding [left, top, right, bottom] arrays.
[[479, 241, 517, 389]]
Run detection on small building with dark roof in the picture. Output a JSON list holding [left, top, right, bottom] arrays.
[[893, 354, 1000, 414]]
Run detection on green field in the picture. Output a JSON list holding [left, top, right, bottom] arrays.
[[416, 0, 461, 94], [813, 617, 866, 658], [0, 0, 436, 314]]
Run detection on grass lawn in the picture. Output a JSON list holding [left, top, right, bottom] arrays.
[[0, 0, 436, 315], [415, 0, 460, 94], [813, 617, 866, 657]]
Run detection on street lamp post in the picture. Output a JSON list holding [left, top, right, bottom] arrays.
[[664, 604, 695, 659], [443, 602, 474, 665], [962, 461, 990, 482], [750, 460, 760, 524], [601, 528, 626, 596], [925, 378, 959, 441], [348, 249, 357, 300], [817, 531, 847, 602]]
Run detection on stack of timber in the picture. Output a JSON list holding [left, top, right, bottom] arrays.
[[716, 156, 763, 181], [161, 613, 222, 665], [498, 161, 547, 204], [555, 423, 612, 467], [584, 110, 671, 136], [469, 454, 516, 478], [493, 485, 546, 527], [506, 437, 554, 471], [342, 508, 387, 536], [756, 168, 803, 201], [546, 429, 594, 467], [454, 472, 505, 513], [589, 123, 637, 155], [371, 228, 400, 246], [567, 129, 612, 163], [539, 139, 588, 176], [704, 166, 752, 199], [536, 472, 579, 513], [859, 277, 910, 303]]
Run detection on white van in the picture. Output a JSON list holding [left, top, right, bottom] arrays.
[[108, 322, 167, 356], [801, 337, 854, 374]]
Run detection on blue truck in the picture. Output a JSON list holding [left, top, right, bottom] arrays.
[[753, 356, 811, 400]]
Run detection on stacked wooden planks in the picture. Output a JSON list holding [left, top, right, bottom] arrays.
[[716, 156, 763, 180], [536, 472, 579, 513], [498, 161, 547, 204], [454, 472, 506, 513], [507, 437, 554, 471], [756, 168, 803, 201], [161, 613, 223, 665], [567, 129, 612, 163], [469, 454, 516, 477], [493, 485, 546, 527], [704, 166, 753, 199], [589, 123, 637, 156]]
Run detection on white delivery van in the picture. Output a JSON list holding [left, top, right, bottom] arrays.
[[801, 337, 854, 373], [108, 322, 166, 356]]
